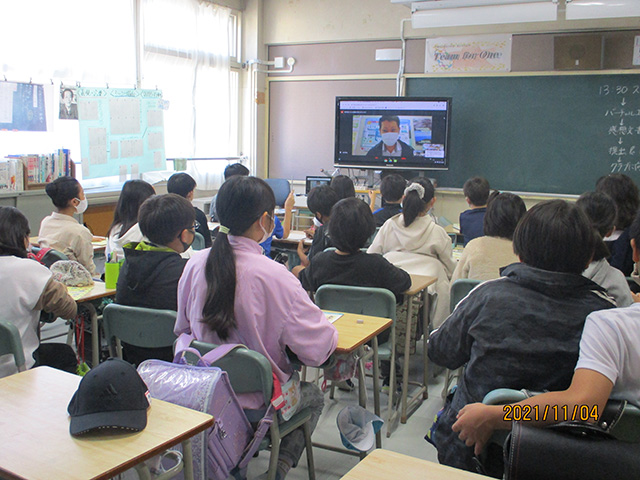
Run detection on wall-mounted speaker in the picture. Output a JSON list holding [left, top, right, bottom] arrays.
[[554, 34, 603, 70]]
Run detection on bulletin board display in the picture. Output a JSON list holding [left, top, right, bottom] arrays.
[[77, 87, 166, 179], [0, 81, 47, 132]]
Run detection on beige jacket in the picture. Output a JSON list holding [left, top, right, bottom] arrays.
[[38, 212, 97, 277], [451, 236, 519, 284]]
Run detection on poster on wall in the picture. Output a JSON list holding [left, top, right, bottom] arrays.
[[426, 35, 512, 73], [0, 81, 47, 131], [77, 87, 166, 179], [59, 86, 78, 120]]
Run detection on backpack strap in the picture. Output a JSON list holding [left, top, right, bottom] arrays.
[[28, 247, 52, 265], [174, 332, 247, 366]]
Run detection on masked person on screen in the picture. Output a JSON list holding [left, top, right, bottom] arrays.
[[366, 115, 415, 159]]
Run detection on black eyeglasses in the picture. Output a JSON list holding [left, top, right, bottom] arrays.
[[187, 221, 200, 231]]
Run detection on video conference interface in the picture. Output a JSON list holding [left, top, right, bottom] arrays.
[[335, 99, 450, 170]]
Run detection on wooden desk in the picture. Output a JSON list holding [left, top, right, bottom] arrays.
[[272, 229, 312, 247], [322, 311, 392, 454], [333, 312, 392, 354], [341, 449, 489, 480], [69, 282, 117, 367], [30, 236, 107, 253], [388, 274, 437, 435], [0, 367, 214, 480]]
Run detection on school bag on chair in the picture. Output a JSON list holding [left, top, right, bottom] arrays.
[[137, 339, 274, 480]]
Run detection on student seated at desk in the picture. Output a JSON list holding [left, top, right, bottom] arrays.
[[294, 197, 411, 389], [106, 180, 155, 261], [168, 172, 212, 248], [294, 197, 410, 296], [209, 162, 249, 221], [452, 211, 640, 454], [115, 194, 195, 366], [297, 185, 339, 267], [372, 173, 406, 227], [261, 190, 294, 258], [0, 207, 77, 378], [596, 173, 640, 276], [451, 192, 526, 284], [459, 176, 490, 246], [39, 176, 97, 277], [330, 174, 356, 200], [426, 200, 616, 473], [368, 178, 455, 330], [176, 176, 337, 480], [578, 191, 634, 307]]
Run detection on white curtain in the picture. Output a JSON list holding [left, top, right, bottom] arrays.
[[0, 0, 135, 85], [142, 0, 234, 189]]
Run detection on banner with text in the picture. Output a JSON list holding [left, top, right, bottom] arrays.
[[426, 35, 512, 73]]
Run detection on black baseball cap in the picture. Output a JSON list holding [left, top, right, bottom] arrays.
[[67, 358, 151, 436]]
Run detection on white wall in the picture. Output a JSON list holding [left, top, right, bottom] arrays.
[[262, 0, 640, 45]]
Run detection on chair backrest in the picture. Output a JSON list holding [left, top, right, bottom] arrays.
[[450, 279, 482, 313], [190, 340, 273, 407], [264, 178, 291, 207], [102, 304, 177, 356], [192, 232, 205, 251], [315, 284, 396, 321], [30, 246, 69, 268], [0, 321, 26, 373]]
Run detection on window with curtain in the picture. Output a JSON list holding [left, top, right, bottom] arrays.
[[142, 0, 239, 165], [0, 0, 135, 179]]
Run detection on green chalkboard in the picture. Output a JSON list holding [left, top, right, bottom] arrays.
[[406, 73, 640, 195]]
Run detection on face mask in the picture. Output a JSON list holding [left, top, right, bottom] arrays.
[[259, 215, 274, 244], [381, 132, 400, 147], [313, 216, 323, 228], [74, 197, 88, 214], [180, 227, 196, 252]]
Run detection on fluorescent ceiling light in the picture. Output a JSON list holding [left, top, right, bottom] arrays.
[[566, 0, 640, 20], [411, 2, 558, 29]]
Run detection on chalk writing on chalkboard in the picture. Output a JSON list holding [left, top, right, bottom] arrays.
[[602, 82, 640, 173]]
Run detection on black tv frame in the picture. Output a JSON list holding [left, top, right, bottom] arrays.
[[334, 96, 452, 171]]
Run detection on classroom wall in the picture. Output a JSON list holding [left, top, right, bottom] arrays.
[[253, 0, 640, 212]]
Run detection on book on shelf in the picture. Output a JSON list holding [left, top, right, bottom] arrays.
[[1, 149, 74, 191]]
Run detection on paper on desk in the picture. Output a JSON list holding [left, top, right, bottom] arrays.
[[286, 231, 307, 241], [324, 312, 343, 324], [67, 285, 94, 301]]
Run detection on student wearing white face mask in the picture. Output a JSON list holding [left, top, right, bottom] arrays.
[[366, 115, 415, 160], [297, 185, 340, 267], [39, 176, 97, 277]]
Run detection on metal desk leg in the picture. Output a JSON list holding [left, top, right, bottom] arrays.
[[372, 335, 382, 449], [81, 302, 100, 368], [357, 346, 367, 410], [422, 290, 430, 400], [182, 438, 194, 480], [401, 293, 414, 423]]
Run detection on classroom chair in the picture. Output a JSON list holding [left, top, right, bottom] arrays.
[[480, 388, 640, 478], [441, 279, 482, 401], [192, 232, 206, 251], [0, 320, 26, 375], [189, 340, 316, 480], [314, 284, 397, 439], [264, 178, 291, 207], [102, 304, 177, 361]]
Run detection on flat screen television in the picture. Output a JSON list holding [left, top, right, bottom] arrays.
[[334, 96, 451, 171]]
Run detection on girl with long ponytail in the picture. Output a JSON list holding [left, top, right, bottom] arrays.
[[175, 176, 338, 480], [368, 177, 455, 331]]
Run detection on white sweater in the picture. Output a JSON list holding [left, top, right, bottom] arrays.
[[0, 257, 51, 376], [368, 213, 456, 327]]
